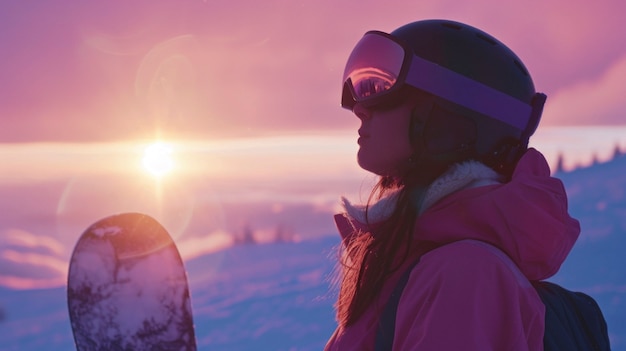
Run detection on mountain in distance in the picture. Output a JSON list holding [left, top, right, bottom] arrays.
[[552, 150, 626, 349]]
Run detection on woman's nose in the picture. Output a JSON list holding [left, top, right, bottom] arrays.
[[353, 103, 371, 121]]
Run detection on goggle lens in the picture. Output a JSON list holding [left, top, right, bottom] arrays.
[[342, 32, 405, 109]]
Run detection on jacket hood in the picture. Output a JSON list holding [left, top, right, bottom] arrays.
[[334, 148, 580, 281]]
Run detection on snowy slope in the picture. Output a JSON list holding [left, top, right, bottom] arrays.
[[553, 154, 626, 348], [1, 155, 625, 350], [0, 237, 340, 351], [186, 238, 338, 350]]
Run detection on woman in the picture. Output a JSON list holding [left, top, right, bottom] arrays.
[[325, 19, 580, 350]]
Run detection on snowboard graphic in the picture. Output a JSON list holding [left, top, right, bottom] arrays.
[[67, 212, 196, 351]]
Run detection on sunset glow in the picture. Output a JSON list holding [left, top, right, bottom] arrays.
[[1, 1, 625, 143], [0, 0, 625, 288], [0, 2, 625, 348], [142, 142, 175, 177]]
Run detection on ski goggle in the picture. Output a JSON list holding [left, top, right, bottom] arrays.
[[341, 31, 533, 131]]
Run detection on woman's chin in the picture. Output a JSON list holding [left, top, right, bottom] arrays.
[[357, 158, 398, 177]]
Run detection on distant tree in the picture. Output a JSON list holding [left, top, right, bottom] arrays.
[[234, 223, 257, 245], [555, 152, 566, 174], [591, 153, 600, 166], [612, 143, 623, 160], [273, 223, 295, 243]]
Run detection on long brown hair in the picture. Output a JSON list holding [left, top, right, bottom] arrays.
[[334, 175, 422, 327]]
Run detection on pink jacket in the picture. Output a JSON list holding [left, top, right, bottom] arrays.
[[325, 149, 580, 350]]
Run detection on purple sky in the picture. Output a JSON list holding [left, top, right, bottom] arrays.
[[1, 0, 625, 142]]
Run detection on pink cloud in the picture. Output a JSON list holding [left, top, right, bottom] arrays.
[[0, 229, 67, 289], [0, 0, 624, 142], [4, 229, 66, 256], [543, 55, 626, 125]]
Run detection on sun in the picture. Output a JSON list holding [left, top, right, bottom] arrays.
[[142, 142, 174, 177]]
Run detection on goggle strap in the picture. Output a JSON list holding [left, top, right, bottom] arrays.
[[406, 55, 532, 130]]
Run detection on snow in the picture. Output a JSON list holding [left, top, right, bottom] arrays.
[[0, 238, 338, 351], [1, 154, 626, 350], [91, 225, 123, 237]]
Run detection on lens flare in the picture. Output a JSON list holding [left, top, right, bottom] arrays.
[[142, 142, 174, 177]]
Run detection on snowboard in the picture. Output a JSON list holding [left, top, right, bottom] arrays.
[[67, 212, 196, 351]]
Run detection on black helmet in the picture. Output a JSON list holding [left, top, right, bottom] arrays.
[[342, 19, 545, 177]]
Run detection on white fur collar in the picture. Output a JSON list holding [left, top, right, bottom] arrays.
[[341, 161, 502, 223]]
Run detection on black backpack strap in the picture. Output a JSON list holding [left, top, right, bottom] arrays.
[[374, 258, 421, 351]]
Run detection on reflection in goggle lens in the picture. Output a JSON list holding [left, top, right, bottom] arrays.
[[350, 68, 397, 99]]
